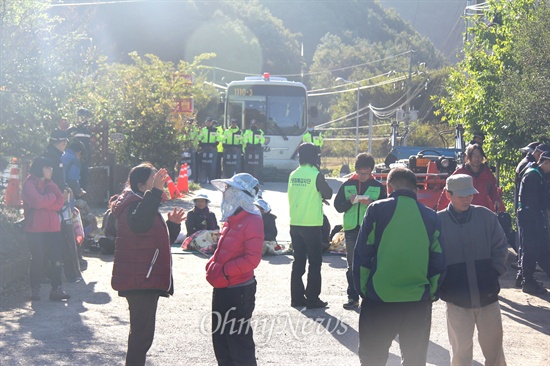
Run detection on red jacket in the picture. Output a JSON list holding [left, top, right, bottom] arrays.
[[22, 175, 64, 233], [206, 210, 263, 288], [437, 164, 504, 212], [111, 190, 173, 294]]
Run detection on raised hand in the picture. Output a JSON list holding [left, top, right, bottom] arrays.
[[168, 207, 186, 224], [153, 168, 168, 191]]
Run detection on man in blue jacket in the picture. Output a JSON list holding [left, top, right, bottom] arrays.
[[353, 167, 446, 366]]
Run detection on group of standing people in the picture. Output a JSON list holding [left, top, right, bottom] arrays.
[[22, 108, 94, 302], [288, 138, 510, 366], [183, 117, 266, 183]]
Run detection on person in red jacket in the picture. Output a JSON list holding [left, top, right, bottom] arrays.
[[22, 156, 69, 301], [437, 143, 504, 212], [111, 163, 185, 366], [206, 173, 264, 366]]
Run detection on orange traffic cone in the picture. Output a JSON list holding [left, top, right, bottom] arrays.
[[177, 164, 189, 193], [166, 175, 182, 200], [4, 159, 22, 208]]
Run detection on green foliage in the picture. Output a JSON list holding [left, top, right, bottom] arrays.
[[435, 0, 546, 210], [0, 0, 87, 160], [70, 52, 216, 172]]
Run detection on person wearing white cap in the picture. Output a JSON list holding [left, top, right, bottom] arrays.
[[437, 174, 508, 366], [517, 150, 550, 294], [205, 173, 263, 366], [185, 194, 219, 237]]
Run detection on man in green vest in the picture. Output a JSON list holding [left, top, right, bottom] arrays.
[[222, 118, 243, 177], [197, 117, 221, 183], [243, 119, 266, 183], [302, 122, 324, 147], [334, 153, 386, 310], [288, 142, 333, 309], [302, 122, 323, 165]]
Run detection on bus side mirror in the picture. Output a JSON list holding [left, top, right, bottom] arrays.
[[218, 102, 224, 115], [309, 106, 318, 118]]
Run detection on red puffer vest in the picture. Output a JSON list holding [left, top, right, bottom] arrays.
[[111, 190, 172, 293], [206, 210, 263, 288], [22, 176, 64, 233]]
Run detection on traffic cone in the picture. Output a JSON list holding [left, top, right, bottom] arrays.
[[4, 159, 22, 208], [166, 175, 182, 200], [177, 164, 189, 193]]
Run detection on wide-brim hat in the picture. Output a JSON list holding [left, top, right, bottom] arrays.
[[192, 193, 210, 203], [211, 173, 259, 198], [254, 199, 271, 212], [445, 174, 479, 197]]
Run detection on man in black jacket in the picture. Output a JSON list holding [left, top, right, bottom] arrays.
[[43, 129, 69, 191]]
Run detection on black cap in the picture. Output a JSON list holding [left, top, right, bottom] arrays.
[[49, 129, 68, 142], [520, 141, 541, 153], [205, 117, 212, 122], [535, 144, 550, 153], [539, 150, 550, 162], [77, 108, 92, 117]]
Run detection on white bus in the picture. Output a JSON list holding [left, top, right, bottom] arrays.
[[223, 73, 316, 175]]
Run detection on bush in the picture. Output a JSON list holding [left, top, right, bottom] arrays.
[[0, 204, 28, 267]]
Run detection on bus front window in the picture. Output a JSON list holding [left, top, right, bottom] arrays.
[[266, 96, 305, 135]]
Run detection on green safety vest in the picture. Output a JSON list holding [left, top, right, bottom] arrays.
[[302, 130, 323, 147], [342, 183, 382, 230], [222, 127, 243, 147], [216, 126, 224, 152], [288, 165, 323, 226], [243, 129, 265, 149], [198, 126, 220, 145]]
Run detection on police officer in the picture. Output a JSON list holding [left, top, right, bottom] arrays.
[[288, 143, 332, 309], [181, 119, 199, 181], [517, 150, 550, 293], [243, 120, 265, 182], [197, 117, 221, 183], [302, 122, 323, 164], [222, 118, 243, 177]]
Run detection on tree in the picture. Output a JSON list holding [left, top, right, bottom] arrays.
[[435, 0, 542, 204], [0, 0, 87, 160]]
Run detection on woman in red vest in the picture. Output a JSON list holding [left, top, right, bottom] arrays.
[[111, 163, 185, 366]]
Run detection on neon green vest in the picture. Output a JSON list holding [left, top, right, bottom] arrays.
[[288, 165, 323, 226], [342, 183, 382, 230]]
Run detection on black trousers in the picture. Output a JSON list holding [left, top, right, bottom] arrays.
[[27, 231, 63, 289], [125, 291, 160, 366], [518, 209, 550, 281], [290, 225, 323, 303], [345, 229, 360, 301], [359, 299, 432, 366], [212, 281, 257, 366]]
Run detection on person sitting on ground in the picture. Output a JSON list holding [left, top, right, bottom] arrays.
[[185, 194, 219, 237], [255, 198, 282, 255]]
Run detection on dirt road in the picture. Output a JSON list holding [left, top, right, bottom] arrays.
[[0, 179, 549, 365]]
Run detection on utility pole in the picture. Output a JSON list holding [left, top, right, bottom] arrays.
[[403, 50, 414, 146]]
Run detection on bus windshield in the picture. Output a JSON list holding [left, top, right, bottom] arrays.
[[226, 84, 306, 136]]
